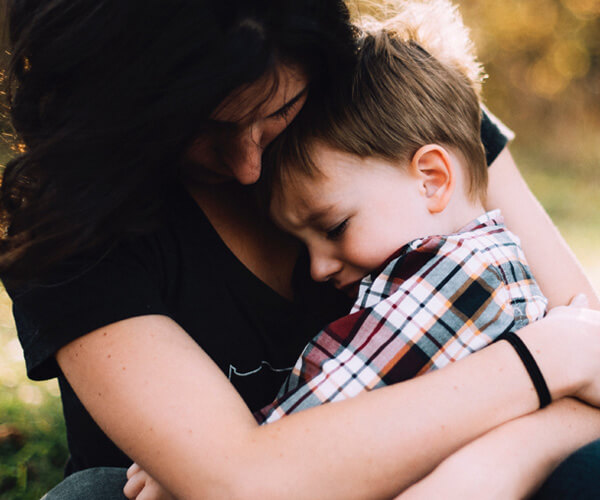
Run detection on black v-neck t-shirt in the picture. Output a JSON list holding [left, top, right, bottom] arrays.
[[5, 112, 509, 475], [7, 184, 351, 474]]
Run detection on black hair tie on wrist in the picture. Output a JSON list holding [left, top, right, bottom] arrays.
[[494, 331, 552, 409]]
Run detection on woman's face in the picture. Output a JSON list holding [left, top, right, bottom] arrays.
[[183, 64, 308, 185]]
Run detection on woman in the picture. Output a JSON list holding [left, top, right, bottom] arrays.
[[1, 1, 599, 498]]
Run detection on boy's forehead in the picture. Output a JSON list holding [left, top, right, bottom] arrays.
[[270, 172, 338, 227], [271, 146, 392, 228]]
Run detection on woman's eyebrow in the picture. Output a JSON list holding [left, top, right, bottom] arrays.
[[266, 86, 309, 118]]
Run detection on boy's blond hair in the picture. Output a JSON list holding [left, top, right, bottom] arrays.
[[264, 0, 488, 203]]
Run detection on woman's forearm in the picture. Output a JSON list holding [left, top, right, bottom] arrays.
[[486, 147, 600, 309], [238, 308, 600, 500], [58, 310, 600, 500], [400, 398, 600, 500]]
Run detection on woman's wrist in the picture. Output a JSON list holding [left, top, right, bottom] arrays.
[[494, 331, 551, 409], [514, 307, 600, 405], [516, 319, 579, 400]]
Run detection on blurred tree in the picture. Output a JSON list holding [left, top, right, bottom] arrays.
[[348, 0, 600, 177], [0, 2, 13, 150], [460, 0, 599, 172]]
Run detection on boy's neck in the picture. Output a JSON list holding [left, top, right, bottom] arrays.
[[431, 196, 487, 237]]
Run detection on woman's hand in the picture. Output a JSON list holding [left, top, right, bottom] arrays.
[[544, 295, 600, 406], [124, 463, 176, 500], [503, 293, 600, 408]]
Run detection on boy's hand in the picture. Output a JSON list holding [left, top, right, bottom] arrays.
[[124, 463, 176, 500]]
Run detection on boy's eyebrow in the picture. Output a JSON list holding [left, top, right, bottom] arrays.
[[266, 86, 308, 118], [301, 204, 338, 225]]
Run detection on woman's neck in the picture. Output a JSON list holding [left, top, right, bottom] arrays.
[[187, 181, 300, 300]]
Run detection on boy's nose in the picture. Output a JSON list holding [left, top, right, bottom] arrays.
[[310, 253, 342, 283]]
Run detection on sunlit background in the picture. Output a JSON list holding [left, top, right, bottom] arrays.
[[1, 1, 599, 498]]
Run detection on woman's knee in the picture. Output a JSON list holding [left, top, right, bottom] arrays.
[[42, 467, 128, 500]]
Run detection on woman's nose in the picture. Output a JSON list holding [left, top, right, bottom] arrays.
[[310, 252, 342, 282], [231, 124, 264, 185]]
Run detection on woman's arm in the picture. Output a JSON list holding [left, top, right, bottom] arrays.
[[399, 397, 600, 500], [56, 307, 600, 500], [485, 147, 599, 309], [398, 295, 600, 500]]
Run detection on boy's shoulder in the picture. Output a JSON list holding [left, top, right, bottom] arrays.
[[355, 211, 526, 309], [390, 210, 522, 270], [439, 210, 526, 268]]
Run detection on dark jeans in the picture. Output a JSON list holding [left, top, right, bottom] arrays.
[[42, 439, 600, 499], [532, 439, 600, 500], [42, 467, 127, 500]]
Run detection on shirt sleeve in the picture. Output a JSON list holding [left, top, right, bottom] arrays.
[[5, 238, 169, 381], [255, 236, 518, 424], [481, 104, 515, 166]]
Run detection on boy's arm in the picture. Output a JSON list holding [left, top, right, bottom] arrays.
[[398, 397, 600, 500], [486, 147, 600, 309]]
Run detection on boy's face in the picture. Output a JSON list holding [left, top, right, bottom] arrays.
[[271, 144, 438, 296]]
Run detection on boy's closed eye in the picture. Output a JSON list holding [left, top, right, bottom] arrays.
[[326, 219, 349, 240]]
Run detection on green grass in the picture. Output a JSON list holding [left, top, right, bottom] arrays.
[[0, 398, 67, 500], [0, 147, 598, 498], [0, 297, 68, 500]]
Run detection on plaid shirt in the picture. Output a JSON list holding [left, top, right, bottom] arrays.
[[256, 211, 547, 424]]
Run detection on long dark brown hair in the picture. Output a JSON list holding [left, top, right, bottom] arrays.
[[0, 0, 356, 284]]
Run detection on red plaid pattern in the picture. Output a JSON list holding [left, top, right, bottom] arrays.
[[256, 211, 547, 424]]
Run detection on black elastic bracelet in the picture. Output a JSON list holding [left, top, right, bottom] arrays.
[[494, 331, 552, 409]]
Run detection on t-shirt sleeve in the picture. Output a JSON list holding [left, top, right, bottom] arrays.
[[481, 104, 515, 166], [6, 239, 170, 381]]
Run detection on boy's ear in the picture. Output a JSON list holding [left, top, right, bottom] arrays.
[[411, 144, 455, 214]]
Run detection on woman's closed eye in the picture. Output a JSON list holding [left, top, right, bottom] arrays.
[[270, 99, 300, 121], [326, 219, 349, 240], [268, 87, 308, 121]]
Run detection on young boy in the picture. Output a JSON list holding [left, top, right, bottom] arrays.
[[255, 3, 547, 423]]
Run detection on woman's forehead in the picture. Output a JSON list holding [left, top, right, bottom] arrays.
[[212, 63, 308, 125]]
